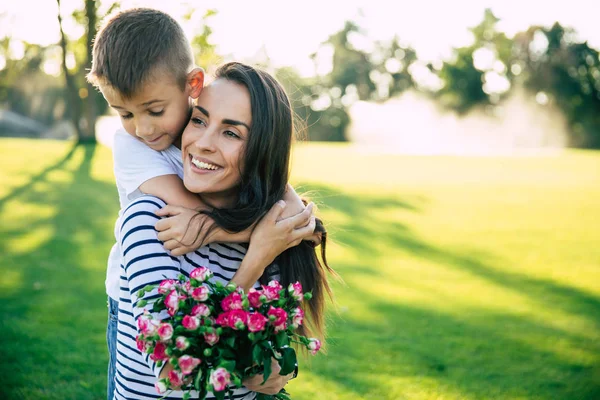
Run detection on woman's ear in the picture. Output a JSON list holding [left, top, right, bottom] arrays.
[[187, 67, 205, 99]]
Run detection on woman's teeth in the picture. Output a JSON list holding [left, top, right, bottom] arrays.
[[191, 157, 219, 170]]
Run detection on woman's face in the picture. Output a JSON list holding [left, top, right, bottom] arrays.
[[182, 78, 251, 207]]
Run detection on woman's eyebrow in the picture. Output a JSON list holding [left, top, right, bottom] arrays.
[[194, 106, 209, 116], [223, 119, 250, 130], [194, 106, 250, 130]]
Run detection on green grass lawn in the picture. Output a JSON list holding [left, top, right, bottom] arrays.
[[0, 138, 598, 400]]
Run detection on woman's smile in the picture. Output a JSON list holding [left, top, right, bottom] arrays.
[[189, 154, 222, 173]]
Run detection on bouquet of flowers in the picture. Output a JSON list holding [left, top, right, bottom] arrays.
[[135, 266, 321, 400]]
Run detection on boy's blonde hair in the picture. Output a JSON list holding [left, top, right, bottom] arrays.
[[88, 8, 193, 97]]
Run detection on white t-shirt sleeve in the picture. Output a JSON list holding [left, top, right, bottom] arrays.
[[113, 130, 178, 202]]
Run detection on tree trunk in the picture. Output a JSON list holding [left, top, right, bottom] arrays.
[[56, 0, 83, 140], [80, 0, 98, 144]]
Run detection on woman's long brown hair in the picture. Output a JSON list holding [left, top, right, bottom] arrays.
[[193, 62, 336, 341]]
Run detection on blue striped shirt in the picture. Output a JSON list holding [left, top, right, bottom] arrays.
[[115, 195, 277, 400]]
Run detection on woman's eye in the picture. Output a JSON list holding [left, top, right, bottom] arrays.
[[191, 117, 206, 126], [224, 130, 240, 139], [120, 114, 133, 120], [149, 109, 164, 117]]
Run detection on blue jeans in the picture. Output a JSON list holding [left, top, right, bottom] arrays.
[[107, 297, 118, 400]]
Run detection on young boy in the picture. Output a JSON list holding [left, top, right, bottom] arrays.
[[88, 8, 316, 399]]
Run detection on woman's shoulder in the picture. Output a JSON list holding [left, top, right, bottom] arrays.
[[122, 195, 167, 216], [120, 195, 166, 235]]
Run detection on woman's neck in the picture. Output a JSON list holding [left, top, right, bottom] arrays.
[[198, 193, 236, 209]]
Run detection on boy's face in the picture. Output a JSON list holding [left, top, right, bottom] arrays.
[[100, 77, 195, 151]]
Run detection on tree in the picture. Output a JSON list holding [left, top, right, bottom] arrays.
[[436, 8, 514, 113], [56, 0, 117, 143], [514, 23, 600, 147]]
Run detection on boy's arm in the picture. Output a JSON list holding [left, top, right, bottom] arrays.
[[155, 184, 316, 256], [230, 201, 316, 292]]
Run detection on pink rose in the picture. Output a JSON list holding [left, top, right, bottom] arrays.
[[191, 286, 209, 302], [175, 336, 190, 350], [137, 314, 158, 336], [262, 282, 282, 302], [291, 307, 304, 328], [182, 315, 200, 330], [158, 279, 177, 294], [247, 288, 263, 308], [209, 367, 231, 392], [247, 312, 268, 332], [308, 338, 321, 355], [155, 379, 168, 394], [221, 292, 243, 311], [267, 306, 287, 332], [183, 281, 193, 294], [150, 341, 168, 361], [227, 309, 248, 330], [168, 370, 184, 387], [157, 323, 173, 341], [135, 334, 151, 353], [204, 331, 220, 346], [190, 266, 212, 282], [191, 303, 210, 317], [288, 282, 303, 301], [178, 355, 201, 375], [268, 280, 283, 291], [164, 290, 180, 311]]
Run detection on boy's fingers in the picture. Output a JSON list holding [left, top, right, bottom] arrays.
[[289, 216, 316, 246], [170, 247, 187, 257], [157, 230, 172, 242], [163, 239, 178, 251], [286, 202, 313, 229], [155, 205, 180, 217], [155, 218, 170, 232], [266, 200, 286, 223]]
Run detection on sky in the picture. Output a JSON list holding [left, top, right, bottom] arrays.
[[0, 0, 598, 77]]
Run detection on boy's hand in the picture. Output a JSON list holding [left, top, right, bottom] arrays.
[[248, 200, 316, 266], [155, 206, 214, 256], [281, 184, 322, 246]]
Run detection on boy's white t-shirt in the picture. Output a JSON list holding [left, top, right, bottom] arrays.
[[106, 129, 184, 300]]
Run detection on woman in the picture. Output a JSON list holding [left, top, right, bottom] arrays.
[[114, 62, 334, 399]]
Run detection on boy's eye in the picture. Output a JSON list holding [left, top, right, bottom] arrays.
[[149, 109, 164, 117], [120, 113, 133, 120]]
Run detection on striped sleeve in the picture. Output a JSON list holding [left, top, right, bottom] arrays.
[[119, 195, 180, 377]]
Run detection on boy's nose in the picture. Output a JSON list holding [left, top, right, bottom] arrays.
[[135, 123, 153, 138]]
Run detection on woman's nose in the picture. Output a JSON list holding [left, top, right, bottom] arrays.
[[194, 129, 217, 152]]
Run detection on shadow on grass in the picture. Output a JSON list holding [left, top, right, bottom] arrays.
[[308, 292, 600, 400], [0, 143, 116, 400], [0, 156, 597, 399], [295, 182, 600, 400]]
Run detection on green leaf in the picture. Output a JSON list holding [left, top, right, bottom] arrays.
[[214, 387, 225, 400], [136, 299, 147, 308], [152, 301, 166, 313], [279, 347, 297, 376], [225, 336, 235, 348], [274, 331, 289, 348], [194, 367, 203, 391], [252, 344, 263, 364], [220, 359, 236, 372], [261, 350, 272, 384], [275, 388, 292, 400]]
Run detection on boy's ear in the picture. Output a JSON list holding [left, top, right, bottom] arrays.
[[187, 68, 204, 99]]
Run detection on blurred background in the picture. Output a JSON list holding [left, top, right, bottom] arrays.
[[0, 1, 599, 399]]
